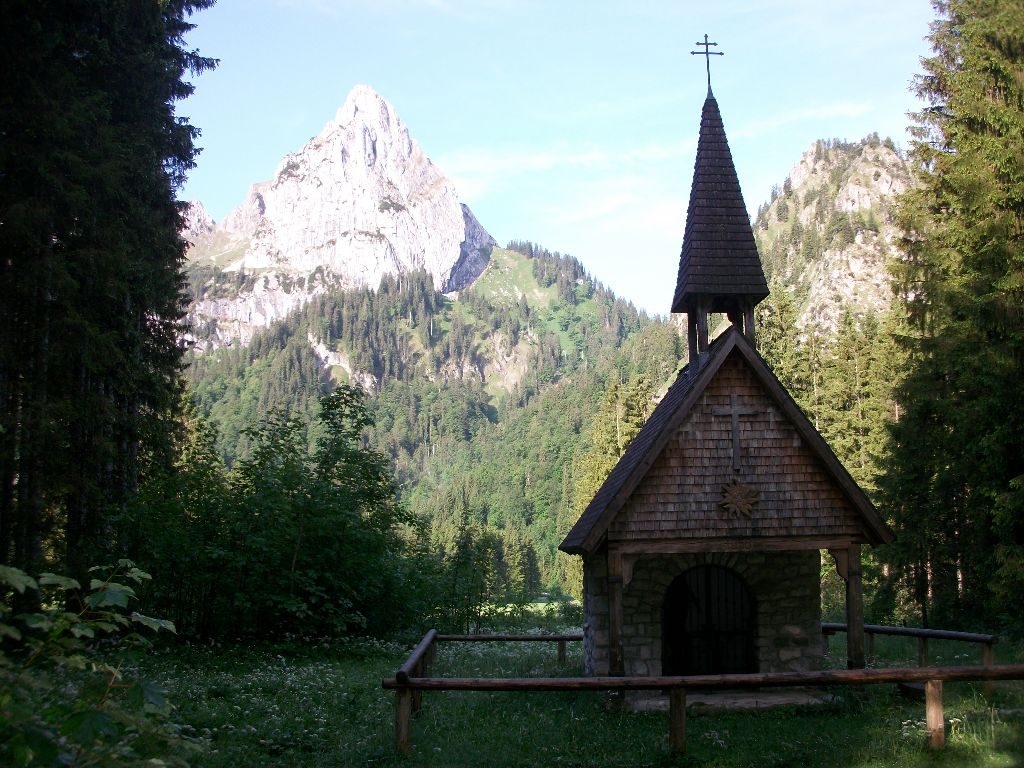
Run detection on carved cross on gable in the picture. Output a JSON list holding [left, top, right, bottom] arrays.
[[712, 393, 760, 471]]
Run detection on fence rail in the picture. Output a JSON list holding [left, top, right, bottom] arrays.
[[383, 628, 1021, 755], [822, 621, 998, 692]]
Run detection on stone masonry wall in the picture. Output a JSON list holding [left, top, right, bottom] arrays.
[[622, 551, 822, 676], [583, 550, 822, 676], [582, 555, 609, 675]]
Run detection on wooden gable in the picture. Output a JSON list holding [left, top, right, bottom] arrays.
[[560, 327, 892, 555]]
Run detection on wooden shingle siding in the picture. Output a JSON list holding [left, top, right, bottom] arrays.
[[560, 327, 892, 555], [609, 354, 860, 542]]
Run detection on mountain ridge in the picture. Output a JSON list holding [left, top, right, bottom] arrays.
[[754, 134, 913, 335], [183, 85, 495, 348]]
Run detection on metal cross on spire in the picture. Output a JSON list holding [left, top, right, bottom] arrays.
[[690, 33, 723, 94]]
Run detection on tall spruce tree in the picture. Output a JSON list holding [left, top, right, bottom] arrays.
[[882, 0, 1024, 628], [0, 2, 215, 576]]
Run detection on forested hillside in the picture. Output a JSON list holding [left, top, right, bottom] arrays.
[[185, 136, 921, 616], [186, 243, 683, 601]]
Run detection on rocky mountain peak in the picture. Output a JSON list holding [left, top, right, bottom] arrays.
[[753, 135, 914, 335], [184, 85, 495, 348]]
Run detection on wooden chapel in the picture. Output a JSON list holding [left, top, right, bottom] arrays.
[[558, 81, 893, 679]]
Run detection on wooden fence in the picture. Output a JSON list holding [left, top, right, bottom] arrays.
[[382, 628, 1024, 755]]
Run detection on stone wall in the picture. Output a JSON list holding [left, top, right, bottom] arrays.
[[582, 555, 609, 675], [582, 549, 822, 676]]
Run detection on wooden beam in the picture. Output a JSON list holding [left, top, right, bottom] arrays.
[[669, 688, 687, 753], [612, 536, 856, 555], [983, 643, 995, 698], [743, 304, 756, 347], [830, 548, 849, 582], [397, 629, 438, 683], [925, 680, 944, 748], [820, 623, 997, 645], [845, 543, 865, 669], [382, 663, 1024, 691], [395, 688, 413, 753], [437, 633, 582, 642], [687, 314, 698, 370], [696, 309, 708, 355]]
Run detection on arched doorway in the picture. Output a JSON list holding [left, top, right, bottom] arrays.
[[662, 565, 756, 675]]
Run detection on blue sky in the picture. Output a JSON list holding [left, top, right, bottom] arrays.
[[179, 0, 935, 314]]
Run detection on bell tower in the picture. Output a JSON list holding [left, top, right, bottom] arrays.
[[671, 39, 768, 367]]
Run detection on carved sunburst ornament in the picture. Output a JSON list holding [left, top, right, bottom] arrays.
[[720, 479, 759, 519]]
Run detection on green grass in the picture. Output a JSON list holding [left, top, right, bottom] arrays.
[[137, 628, 1024, 767], [470, 248, 558, 310]]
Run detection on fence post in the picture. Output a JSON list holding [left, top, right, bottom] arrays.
[[925, 680, 944, 749], [669, 687, 687, 753], [412, 662, 423, 713], [557, 639, 566, 665], [983, 642, 995, 697], [396, 687, 413, 753], [866, 631, 875, 659]]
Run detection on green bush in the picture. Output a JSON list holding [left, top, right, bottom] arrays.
[[118, 385, 430, 640], [0, 561, 191, 767]]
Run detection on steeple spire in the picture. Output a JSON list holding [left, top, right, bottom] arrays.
[[671, 85, 768, 367]]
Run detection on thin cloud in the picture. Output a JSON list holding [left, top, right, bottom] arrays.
[[273, 0, 526, 18], [732, 102, 872, 139], [439, 137, 695, 200]]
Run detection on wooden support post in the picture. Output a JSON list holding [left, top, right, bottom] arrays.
[[983, 642, 995, 698], [608, 549, 625, 676], [743, 304, 756, 347], [425, 636, 437, 673], [687, 315, 698, 370], [395, 688, 413, 753], [696, 307, 709, 358], [557, 639, 567, 665], [845, 544, 865, 669], [918, 637, 929, 667], [822, 631, 830, 653], [925, 680, 945, 749], [866, 631, 875, 660], [411, 664, 423, 713], [669, 688, 687, 754]]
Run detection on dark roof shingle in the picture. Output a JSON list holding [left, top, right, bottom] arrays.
[[670, 93, 768, 314]]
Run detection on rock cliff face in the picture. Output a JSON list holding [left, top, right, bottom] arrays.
[[184, 85, 495, 347], [753, 136, 914, 335]]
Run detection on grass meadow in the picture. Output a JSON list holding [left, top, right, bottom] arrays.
[[137, 614, 1024, 767]]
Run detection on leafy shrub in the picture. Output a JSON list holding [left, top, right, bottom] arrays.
[[0, 561, 190, 767], [118, 385, 431, 640]]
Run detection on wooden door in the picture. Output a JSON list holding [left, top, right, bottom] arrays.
[[662, 565, 756, 675]]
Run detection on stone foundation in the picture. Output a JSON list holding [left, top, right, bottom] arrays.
[[583, 550, 822, 676]]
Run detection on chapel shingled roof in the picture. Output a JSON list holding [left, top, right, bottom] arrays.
[[558, 327, 894, 555], [670, 91, 769, 314]]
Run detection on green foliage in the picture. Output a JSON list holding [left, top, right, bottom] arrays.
[[0, 562, 191, 767], [0, 1, 216, 578], [117, 386, 425, 639], [558, 373, 657, 598], [881, 0, 1024, 630], [186, 242, 679, 609]]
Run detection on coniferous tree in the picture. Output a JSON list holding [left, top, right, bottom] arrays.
[[0, 2, 216, 576], [882, 0, 1024, 628]]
